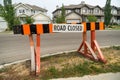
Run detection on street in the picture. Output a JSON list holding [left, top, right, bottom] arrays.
[[0, 30, 120, 65]]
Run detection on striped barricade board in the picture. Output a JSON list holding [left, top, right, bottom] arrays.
[[13, 22, 104, 35]]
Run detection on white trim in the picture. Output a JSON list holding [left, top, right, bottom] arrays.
[[14, 3, 32, 10], [32, 13, 51, 21], [32, 13, 52, 23]]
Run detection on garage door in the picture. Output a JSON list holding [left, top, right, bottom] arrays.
[[33, 20, 51, 24], [66, 19, 80, 23], [0, 21, 7, 32]]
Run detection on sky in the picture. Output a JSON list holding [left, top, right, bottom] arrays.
[[0, 0, 120, 18]]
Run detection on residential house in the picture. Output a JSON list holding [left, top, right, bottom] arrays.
[[14, 3, 51, 24], [111, 6, 120, 24], [0, 17, 7, 32], [0, 3, 51, 32], [53, 1, 120, 24]]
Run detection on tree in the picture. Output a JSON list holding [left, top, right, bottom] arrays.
[[0, 0, 20, 30], [87, 15, 97, 22], [25, 16, 34, 24], [14, 17, 21, 25], [56, 4, 66, 23], [104, 0, 112, 27], [56, 16, 62, 23], [61, 4, 65, 23]]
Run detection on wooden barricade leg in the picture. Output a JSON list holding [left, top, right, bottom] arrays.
[[29, 35, 36, 74], [77, 22, 87, 52], [90, 23, 107, 63], [84, 32, 87, 54], [91, 30, 96, 52], [77, 32, 86, 52], [29, 34, 41, 75], [90, 22, 96, 52], [93, 40, 107, 63], [77, 31, 98, 61], [35, 34, 41, 75], [78, 22, 103, 62]]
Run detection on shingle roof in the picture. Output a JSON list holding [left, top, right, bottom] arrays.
[[60, 3, 95, 9], [25, 4, 47, 12], [53, 3, 101, 13], [14, 3, 47, 12]]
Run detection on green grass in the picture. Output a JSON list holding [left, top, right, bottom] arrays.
[[0, 67, 8, 73], [40, 60, 120, 79], [0, 46, 120, 80], [105, 25, 120, 30], [112, 46, 120, 50]]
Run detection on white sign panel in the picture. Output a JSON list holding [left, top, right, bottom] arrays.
[[53, 24, 83, 32]]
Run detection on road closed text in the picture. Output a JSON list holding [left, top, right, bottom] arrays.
[[53, 24, 83, 32]]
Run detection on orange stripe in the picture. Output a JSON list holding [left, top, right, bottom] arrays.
[[36, 24, 43, 34], [99, 22, 104, 30], [91, 22, 95, 30], [23, 24, 30, 35], [82, 22, 86, 32], [49, 24, 53, 33]]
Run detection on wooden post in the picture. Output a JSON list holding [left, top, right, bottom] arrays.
[[29, 35, 35, 73], [35, 34, 41, 75], [91, 22, 96, 52], [83, 31, 87, 54], [91, 30, 95, 51]]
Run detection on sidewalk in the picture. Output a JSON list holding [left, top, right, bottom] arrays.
[[51, 72, 120, 80]]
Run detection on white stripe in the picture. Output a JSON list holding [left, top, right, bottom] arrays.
[[30, 46, 35, 72]]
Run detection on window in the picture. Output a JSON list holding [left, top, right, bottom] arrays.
[[95, 9, 99, 13], [23, 10, 25, 13], [75, 9, 80, 13], [83, 9, 87, 13], [111, 9, 117, 14], [19, 10, 21, 13], [59, 10, 61, 14], [94, 9, 99, 13], [19, 9, 25, 14], [88, 10, 92, 14], [31, 10, 36, 14], [67, 10, 71, 13], [66, 10, 71, 14], [33, 10, 35, 13]]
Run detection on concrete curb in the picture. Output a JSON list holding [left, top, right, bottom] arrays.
[[0, 50, 76, 69], [0, 45, 119, 69], [0, 59, 29, 69]]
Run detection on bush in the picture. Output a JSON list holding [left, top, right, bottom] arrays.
[[14, 17, 21, 25], [87, 15, 97, 22], [25, 16, 34, 24]]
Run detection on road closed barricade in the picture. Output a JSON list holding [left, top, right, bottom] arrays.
[[13, 22, 106, 75]]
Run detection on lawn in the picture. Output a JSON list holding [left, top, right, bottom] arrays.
[[0, 46, 120, 80], [105, 25, 120, 30]]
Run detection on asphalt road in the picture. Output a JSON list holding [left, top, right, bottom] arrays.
[[0, 30, 120, 65]]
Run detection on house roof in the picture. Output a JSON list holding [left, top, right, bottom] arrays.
[[62, 3, 95, 9], [52, 2, 102, 13], [53, 1, 119, 14], [25, 4, 47, 12], [111, 6, 120, 10], [14, 3, 47, 12], [102, 5, 120, 10]]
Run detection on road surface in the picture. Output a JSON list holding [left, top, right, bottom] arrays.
[[0, 30, 120, 65]]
